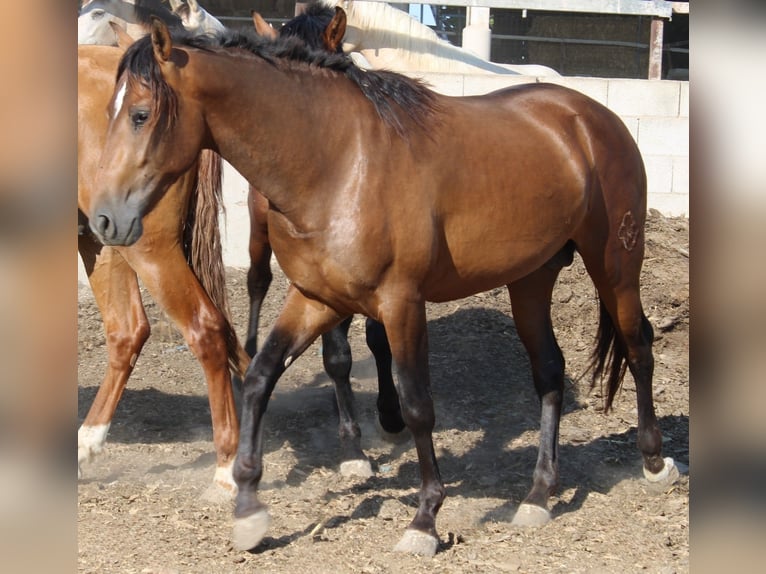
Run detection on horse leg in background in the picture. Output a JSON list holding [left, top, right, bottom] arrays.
[[320, 317, 373, 477], [77, 231, 150, 477], [244, 187, 272, 358], [506, 251, 571, 526], [120, 219, 242, 498], [233, 285, 346, 551], [365, 318, 406, 436], [245, 188, 399, 473]]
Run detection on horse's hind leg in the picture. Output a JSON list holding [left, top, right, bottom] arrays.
[[576, 219, 678, 486], [78, 236, 150, 477], [244, 187, 272, 357], [321, 317, 373, 477], [507, 259, 568, 526], [365, 318, 406, 436]]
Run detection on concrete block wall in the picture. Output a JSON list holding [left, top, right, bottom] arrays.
[[416, 73, 689, 217]]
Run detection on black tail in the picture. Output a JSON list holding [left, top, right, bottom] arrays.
[[587, 300, 627, 411], [586, 300, 654, 411]]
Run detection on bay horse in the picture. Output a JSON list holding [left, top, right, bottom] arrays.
[[88, 21, 678, 555]]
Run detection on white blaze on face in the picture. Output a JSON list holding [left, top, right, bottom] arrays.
[[112, 77, 128, 119]]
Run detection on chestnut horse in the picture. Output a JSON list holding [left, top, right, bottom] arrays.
[[78, 11, 398, 489], [88, 22, 678, 556], [78, 43, 246, 495]]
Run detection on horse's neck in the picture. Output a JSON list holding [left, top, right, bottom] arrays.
[[199, 56, 341, 206]]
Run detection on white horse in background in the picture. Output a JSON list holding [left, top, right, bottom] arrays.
[[78, 0, 224, 45], [168, 0, 226, 35], [321, 0, 559, 76]]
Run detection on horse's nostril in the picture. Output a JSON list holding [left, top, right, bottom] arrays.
[[94, 213, 113, 240]]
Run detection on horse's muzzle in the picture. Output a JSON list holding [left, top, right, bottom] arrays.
[[89, 207, 144, 246]]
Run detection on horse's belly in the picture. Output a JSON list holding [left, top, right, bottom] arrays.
[[423, 242, 560, 302], [422, 202, 583, 301]]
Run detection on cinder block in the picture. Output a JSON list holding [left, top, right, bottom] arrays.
[[672, 155, 690, 196], [648, 192, 689, 217], [637, 116, 689, 157], [644, 155, 673, 197], [607, 79, 681, 117], [679, 82, 689, 117], [619, 116, 640, 144]]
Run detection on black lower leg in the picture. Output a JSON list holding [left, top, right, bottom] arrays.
[[366, 319, 404, 433], [322, 318, 367, 463]]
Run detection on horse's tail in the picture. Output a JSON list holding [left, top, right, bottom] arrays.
[[586, 299, 652, 412], [184, 150, 248, 379]]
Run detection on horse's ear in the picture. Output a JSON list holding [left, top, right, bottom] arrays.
[[252, 11, 278, 39], [109, 21, 135, 50], [150, 17, 173, 63], [323, 7, 347, 53]]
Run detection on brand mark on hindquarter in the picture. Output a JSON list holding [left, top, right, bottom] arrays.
[[617, 211, 638, 251]]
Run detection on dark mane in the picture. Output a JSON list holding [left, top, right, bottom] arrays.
[[80, 0, 183, 27], [119, 27, 440, 137]]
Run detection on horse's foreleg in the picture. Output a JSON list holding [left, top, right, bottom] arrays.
[[245, 187, 272, 357], [122, 244, 240, 497], [507, 265, 565, 526], [382, 300, 445, 557], [365, 318, 405, 436], [321, 317, 373, 477], [78, 239, 149, 477], [233, 285, 345, 551]]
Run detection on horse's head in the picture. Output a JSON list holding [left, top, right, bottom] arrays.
[[171, 0, 226, 36], [89, 18, 206, 246], [253, 5, 346, 53], [78, 1, 128, 45]]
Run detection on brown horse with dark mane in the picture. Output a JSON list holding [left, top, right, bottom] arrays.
[[87, 20, 679, 556]]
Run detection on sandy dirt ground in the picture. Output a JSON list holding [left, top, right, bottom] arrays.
[[78, 209, 689, 573]]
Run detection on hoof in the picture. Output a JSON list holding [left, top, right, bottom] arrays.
[[340, 459, 374, 478], [78, 423, 110, 475], [393, 529, 439, 557], [374, 416, 410, 445], [511, 503, 551, 527], [232, 509, 271, 551], [643, 457, 680, 487]]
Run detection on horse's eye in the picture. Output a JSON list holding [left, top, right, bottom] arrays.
[[92, 9, 105, 21], [130, 110, 150, 130]]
